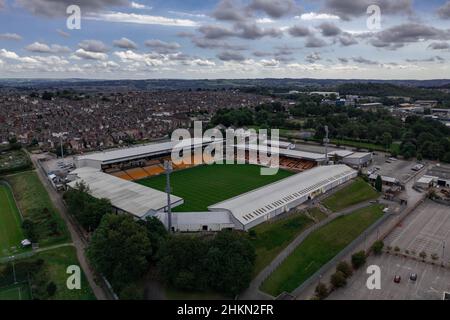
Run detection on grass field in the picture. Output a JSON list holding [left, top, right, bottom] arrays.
[[0, 282, 32, 300], [322, 178, 379, 212], [0, 183, 25, 257], [34, 246, 95, 300], [260, 205, 384, 296], [250, 211, 315, 275], [4, 171, 68, 246], [138, 164, 294, 212], [0, 246, 95, 300]]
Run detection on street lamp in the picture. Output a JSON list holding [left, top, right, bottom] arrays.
[[164, 161, 173, 233]]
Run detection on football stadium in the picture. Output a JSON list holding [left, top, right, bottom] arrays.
[[68, 137, 361, 232]]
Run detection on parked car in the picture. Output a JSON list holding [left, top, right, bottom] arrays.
[[409, 273, 418, 282], [394, 275, 401, 283]]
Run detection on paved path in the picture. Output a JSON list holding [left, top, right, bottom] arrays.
[[28, 153, 109, 300], [0, 243, 74, 263], [239, 200, 376, 300]]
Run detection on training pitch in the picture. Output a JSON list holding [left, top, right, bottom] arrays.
[[137, 164, 294, 212], [0, 183, 24, 257], [0, 283, 32, 300]]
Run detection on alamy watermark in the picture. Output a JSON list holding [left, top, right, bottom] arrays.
[[367, 5, 381, 30], [66, 265, 81, 290], [170, 122, 280, 176], [66, 5, 81, 30]]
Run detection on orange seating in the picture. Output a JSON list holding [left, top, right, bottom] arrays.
[[111, 171, 133, 181], [143, 165, 165, 176], [125, 167, 149, 180]]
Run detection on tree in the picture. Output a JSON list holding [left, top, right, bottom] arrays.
[[87, 214, 151, 290], [371, 240, 384, 255], [419, 251, 427, 260], [158, 235, 210, 291], [381, 132, 392, 149], [22, 219, 38, 242], [443, 152, 450, 164], [205, 230, 256, 297], [157, 230, 256, 297], [64, 181, 111, 231], [351, 251, 367, 269], [375, 175, 383, 192], [46, 282, 57, 297], [330, 271, 347, 288], [336, 261, 353, 278], [139, 217, 168, 260], [314, 282, 329, 300]]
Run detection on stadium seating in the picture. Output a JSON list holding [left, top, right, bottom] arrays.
[[110, 171, 134, 181], [143, 165, 165, 177], [125, 167, 149, 180]]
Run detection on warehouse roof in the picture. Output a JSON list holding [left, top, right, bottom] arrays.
[[67, 170, 183, 218], [75, 138, 219, 164], [209, 165, 356, 227]]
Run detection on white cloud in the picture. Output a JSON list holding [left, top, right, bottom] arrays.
[[86, 11, 199, 27], [256, 18, 275, 24], [25, 42, 70, 53], [260, 59, 279, 67], [296, 12, 340, 21], [130, 2, 152, 10], [0, 33, 23, 41], [114, 50, 166, 66], [168, 11, 207, 18], [73, 49, 108, 60]]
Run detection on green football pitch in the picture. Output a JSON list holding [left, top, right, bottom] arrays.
[[137, 164, 294, 212], [0, 283, 32, 300], [0, 183, 24, 257]]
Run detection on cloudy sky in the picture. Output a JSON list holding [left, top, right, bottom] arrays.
[[0, 0, 450, 79]]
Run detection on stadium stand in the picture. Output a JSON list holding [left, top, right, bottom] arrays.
[[110, 171, 134, 181]]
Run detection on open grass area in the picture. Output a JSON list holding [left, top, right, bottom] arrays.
[[4, 171, 68, 247], [260, 205, 384, 297], [0, 149, 32, 175], [34, 246, 95, 300], [0, 282, 32, 300], [322, 178, 379, 212], [250, 211, 315, 275], [0, 183, 25, 257], [138, 164, 294, 212], [0, 246, 95, 300]]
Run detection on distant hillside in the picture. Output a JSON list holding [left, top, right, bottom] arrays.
[[1, 78, 450, 92]]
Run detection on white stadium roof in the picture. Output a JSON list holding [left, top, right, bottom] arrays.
[[75, 138, 219, 165], [235, 144, 326, 162], [68, 170, 182, 218], [209, 165, 356, 227]]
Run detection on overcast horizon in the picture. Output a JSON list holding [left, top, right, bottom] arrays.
[[1, 0, 450, 80]]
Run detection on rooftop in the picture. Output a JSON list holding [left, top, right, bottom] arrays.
[[209, 165, 356, 227], [75, 138, 219, 164], [68, 170, 183, 218]]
